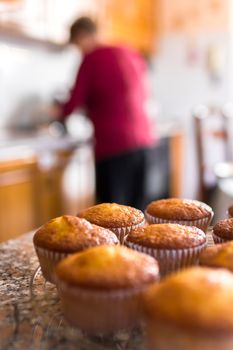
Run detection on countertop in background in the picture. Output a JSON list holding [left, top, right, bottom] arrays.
[[0, 127, 93, 161], [0, 119, 182, 159]]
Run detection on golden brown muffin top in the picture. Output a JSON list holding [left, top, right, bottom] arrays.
[[143, 267, 233, 334], [126, 224, 206, 249], [213, 218, 233, 239], [200, 242, 233, 271], [146, 198, 212, 220], [78, 203, 144, 228], [228, 205, 233, 218], [55, 245, 159, 289], [33, 215, 119, 253]]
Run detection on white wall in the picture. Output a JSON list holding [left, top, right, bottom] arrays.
[[152, 33, 230, 118], [0, 39, 80, 128], [150, 32, 231, 198]]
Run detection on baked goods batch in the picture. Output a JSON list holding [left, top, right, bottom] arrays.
[[33, 198, 233, 349], [145, 198, 213, 231], [143, 267, 233, 350], [200, 241, 233, 271], [33, 215, 119, 282], [78, 202, 145, 243], [55, 245, 159, 333], [125, 223, 206, 276], [212, 218, 233, 244]]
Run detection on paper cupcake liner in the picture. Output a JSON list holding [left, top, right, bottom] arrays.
[[34, 245, 70, 283], [110, 219, 146, 244], [145, 208, 213, 233], [212, 231, 229, 245], [125, 240, 207, 277], [55, 278, 147, 334], [145, 200, 213, 233]]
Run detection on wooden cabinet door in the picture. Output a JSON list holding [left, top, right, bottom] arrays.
[[0, 158, 37, 242], [36, 144, 95, 225], [101, 0, 158, 54], [160, 0, 228, 35], [0, 144, 95, 241], [61, 145, 95, 215]]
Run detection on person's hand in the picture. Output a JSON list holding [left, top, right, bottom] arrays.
[[47, 104, 63, 121]]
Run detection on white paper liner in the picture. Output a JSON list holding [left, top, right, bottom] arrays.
[[55, 278, 148, 334], [34, 245, 70, 283], [34, 236, 120, 283], [125, 240, 207, 277], [56, 279, 144, 298], [110, 219, 146, 244], [145, 201, 213, 233], [212, 231, 229, 245]]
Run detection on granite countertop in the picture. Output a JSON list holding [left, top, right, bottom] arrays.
[[0, 232, 214, 349], [0, 233, 144, 350]]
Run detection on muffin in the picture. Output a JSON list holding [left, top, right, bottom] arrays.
[[228, 204, 233, 218], [33, 215, 119, 283], [78, 203, 145, 243], [200, 241, 233, 271], [125, 224, 206, 276], [145, 198, 213, 232], [212, 218, 233, 244], [143, 267, 233, 350], [55, 245, 159, 334]]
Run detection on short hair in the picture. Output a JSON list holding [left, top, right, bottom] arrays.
[[69, 17, 97, 43]]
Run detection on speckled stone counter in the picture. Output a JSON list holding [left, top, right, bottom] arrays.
[[0, 233, 144, 350]]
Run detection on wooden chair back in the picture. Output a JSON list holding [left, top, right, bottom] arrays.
[[193, 104, 232, 201]]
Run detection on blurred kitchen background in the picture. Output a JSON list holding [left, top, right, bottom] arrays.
[[1, 0, 233, 241]]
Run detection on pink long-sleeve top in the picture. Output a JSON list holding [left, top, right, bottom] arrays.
[[61, 45, 155, 161]]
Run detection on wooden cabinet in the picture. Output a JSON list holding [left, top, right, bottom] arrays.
[[159, 0, 229, 35], [100, 0, 159, 55], [0, 156, 37, 241], [0, 142, 95, 242], [0, 0, 229, 52], [0, 133, 183, 242], [169, 132, 184, 197], [36, 144, 95, 225], [0, 0, 158, 54]]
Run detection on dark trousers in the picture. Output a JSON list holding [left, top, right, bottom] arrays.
[[96, 144, 169, 211]]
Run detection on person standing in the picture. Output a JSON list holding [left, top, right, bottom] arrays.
[[52, 17, 156, 209]]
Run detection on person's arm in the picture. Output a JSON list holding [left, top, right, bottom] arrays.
[[52, 57, 91, 121]]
